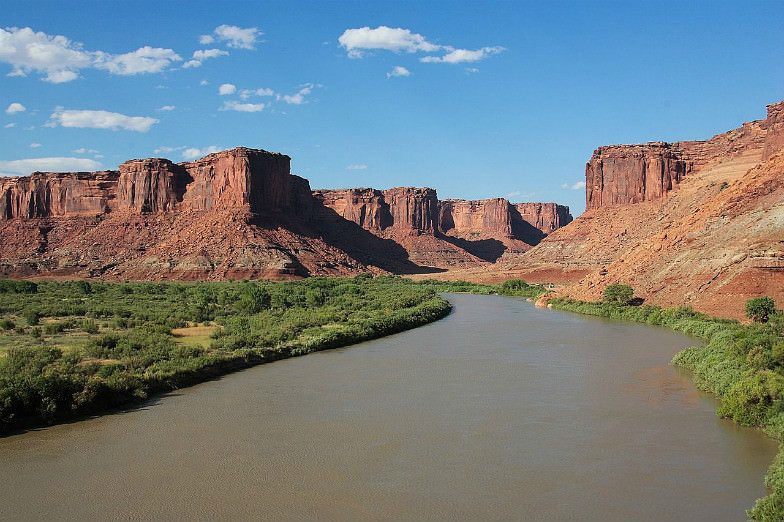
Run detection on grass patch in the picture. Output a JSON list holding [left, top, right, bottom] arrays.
[[171, 325, 221, 348]]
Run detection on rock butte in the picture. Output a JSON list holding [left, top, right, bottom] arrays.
[[0, 148, 571, 280], [435, 100, 784, 320]]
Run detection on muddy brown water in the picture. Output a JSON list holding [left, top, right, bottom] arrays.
[[0, 294, 776, 521]]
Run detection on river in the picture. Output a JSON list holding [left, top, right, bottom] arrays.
[[0, 294, 775, 521]]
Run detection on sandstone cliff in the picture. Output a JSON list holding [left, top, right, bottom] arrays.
[[0, 147, 570, 279], [485, 99, 784, 319]]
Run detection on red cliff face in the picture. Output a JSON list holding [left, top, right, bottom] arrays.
[[761, 101, 784, 161], [513, 203, 573, 235], [179, 147, 291, 213], [585, 101, 782, 211], [585, 143, 690, 210], [0, 171, 118, 219], [313, 187, 438, 236], [439, 198, 513, 238], [117, 158, 187, 213]]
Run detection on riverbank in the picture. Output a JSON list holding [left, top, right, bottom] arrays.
[[0, 277, 545, 434], [0, 276, 460, 433], [547, 297, 784, 522]]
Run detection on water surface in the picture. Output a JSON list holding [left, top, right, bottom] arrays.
[[0, 294, 775, 521]]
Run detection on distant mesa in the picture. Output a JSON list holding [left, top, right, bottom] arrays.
[[0, 147, 571, 280]]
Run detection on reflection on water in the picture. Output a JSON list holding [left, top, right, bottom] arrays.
[[0, 294, 776, 522]]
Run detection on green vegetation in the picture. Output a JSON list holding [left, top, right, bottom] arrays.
[[0, 276, 452, 433], [748, 297, 777, 323], [548, 295, 784, 522], [602, 283, 635, 305], [416, 278, 548, 299]]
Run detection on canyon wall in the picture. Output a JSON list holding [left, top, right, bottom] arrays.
[[0, 171, 119, 219], [584, 102, 782, 211]]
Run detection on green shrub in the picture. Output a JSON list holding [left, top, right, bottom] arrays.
[[747, 297, 777, 323], [603, 284, 634, 305], [24, 308, 40, 326], [0, 317, 14, 330]]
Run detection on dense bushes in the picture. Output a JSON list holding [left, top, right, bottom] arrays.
[[602, 284, 634, 305], [549, 296, 784, 521], [0, 276, 452, 433]]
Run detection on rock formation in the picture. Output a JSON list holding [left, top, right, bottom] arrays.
[[0, 147, 570, 279]]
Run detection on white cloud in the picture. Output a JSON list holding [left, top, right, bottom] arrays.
[[29, 142, 41, 148], [6, 102, 26, 114], [0, 157, 102, 176], [239, 87, 274, 99], [338, 26, 441, 58], [4, 122, 17, 128], [561, 181, 586, 190], [505, 190, 535, 200], [184, 48, 229, 68], [201, 25, 261, 50], [0, 26, 92, 82], [157, 105, 175, 111], [347, 164, 368, 170], [72, 147, 99, 154], [279, 83, 315, 105], [153, 145, 185, 154], [48, 108, 158, 132], [420, 46, 505, 64], [218, 82, 236, 95], [182, 145, 222, 160], [200, 79, 208, 86], [220, 100, 264, 112], [93, 46, 181, 75], [466, 67, 479, 74], [386, 65, 410, 78], [0, 26, 183, 82]]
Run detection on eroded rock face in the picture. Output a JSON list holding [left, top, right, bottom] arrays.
[[0, 171, 118, 219], [312, 188, 389, 231], [585, 143, 690, 210], [513, 203, 573, 235], [762, 101, 784, 161], [439, 198, 513, 238], [117, 158, 188, 213], [179, 147, 291, 213]]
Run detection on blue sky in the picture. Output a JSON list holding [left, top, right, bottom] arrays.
[[1, 1, 781, 215]]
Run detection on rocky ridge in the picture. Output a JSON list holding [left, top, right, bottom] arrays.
[[0, 148, 571, 279]]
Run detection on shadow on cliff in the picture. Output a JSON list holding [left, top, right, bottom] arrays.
[[510, 207, 546, 246], [439, 235, 507, 263], [275, 204, 446, 275]]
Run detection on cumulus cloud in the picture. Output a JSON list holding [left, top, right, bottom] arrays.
[[220, 100, 264, 112], [279, 83, 316, 105], [72, 147, 99, 154], [0, 27, 182, 82], [183, 48, 229, 68], [386, 65, 410, 78], [200, 25, 261, 50], [505, 190, 535, 200], [347, 164, 368, 170], [0, 157, 102, 176], [6, 102, 25, 114], [420, 46, 505, 64], [182, 145, 222, 160], [199, 79, 208, 86], [4, 122, 16, 128], [338, 26, 441, 58], [239, 87, 274, 99], [338, 25, 504, 66], [561, 181, 586, 190], [48, 108, 158, 132], [93, 46, 181, 75], [218, 83, 236, 95], [29, 142, 41, 148], [157, 105, 175, 111], [153, 145, 185, 154]]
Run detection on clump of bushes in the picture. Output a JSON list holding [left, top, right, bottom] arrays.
[[603, 284, 634, 305], [747, 297, 777, 323]]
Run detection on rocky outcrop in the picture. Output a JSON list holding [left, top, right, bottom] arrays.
[[179, 147, 291, 213], [512, 203, 572, 235], [0, 171, 118, 219], [439, 198, 513, 238], [585, 143, 691, 210], [312, 188, 389, 232], [117, 158, 187, 213], [762, 101, 784, 161]]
